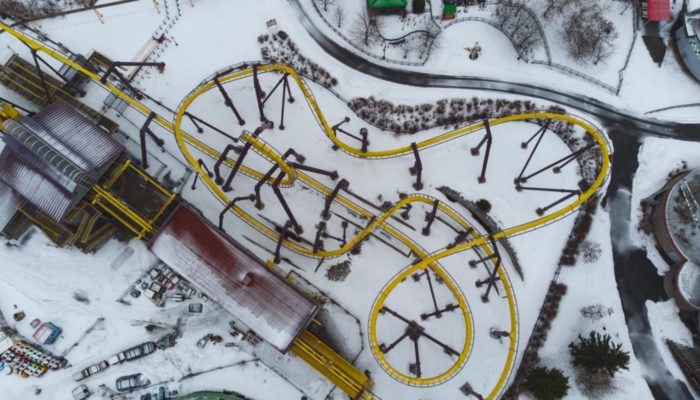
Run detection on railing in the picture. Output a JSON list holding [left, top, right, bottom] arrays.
[[304, 0, 433, 66]]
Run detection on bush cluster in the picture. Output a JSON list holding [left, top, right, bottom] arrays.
[[259, 30, 338, 88], [559, 196, 598, 266]]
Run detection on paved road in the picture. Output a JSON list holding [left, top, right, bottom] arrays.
[[605, 133, 694, 400], [289, 0, 699, 140], [289, 1, 699, 397]]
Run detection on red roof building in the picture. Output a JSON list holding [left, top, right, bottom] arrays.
[[149, 205, 318, 352], [644, 0, 671, 21]]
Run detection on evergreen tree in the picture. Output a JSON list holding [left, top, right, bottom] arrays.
[[569, 331, 630, 377], [523, 366, 570, 400]]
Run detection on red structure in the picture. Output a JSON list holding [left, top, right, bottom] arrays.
[[643, 0, 671, 21], [149, 205, 318, 352]]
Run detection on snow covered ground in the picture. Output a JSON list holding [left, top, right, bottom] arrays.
[[0, 233, 305, 400], [536, 207, 653, 400], [0, 0, 694, 399], [300, 0, 700, 120]]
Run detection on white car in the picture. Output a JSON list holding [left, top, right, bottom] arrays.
[[72, 361, 109, 382], [71, 384, 90, 400]]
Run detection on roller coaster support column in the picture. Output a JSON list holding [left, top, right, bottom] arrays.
[[400, 203, 412, 220], [185, 112, 238, 141], [279, 74, 287, 130], [140, 112, 165, 169], [519, 144, 595, 182], [213, 144, 244, 184], [30, 50, 53, 103], [262, 73, 290, 105], [272, 172, 303, 234], [191, 159, 214, 190], [321, 179, 349, 221], [330, 118, 369, 152], [460, 383, 485, 400], [222, 122, 272, 192], [535, 189, 581, 216], [471, 120, 493, 184], [253, 149, 304, 209], [476, 237, 502, 302], [469, 248, 499, 268], [313, 221, 326, 254], [262, 73, 295, 130], [253, 65, 268, 123], [422, 200, 439, 236], [409, 142, 423, 190], [521, 120, 550, 149], [214, 76, 245, 126], [330, 117, 349, 151], [515, 121, 549, 184], [360, 128, 369, 153], [101, 61, 165, 100], [218, 194, 255, 232], [446, 227, 474, 249], [27, 47, 86, 97], [290, 162, 338, 180], [274, 221, 293, 264], [341, 220, 348, 244], [321, 225, 345, 246]]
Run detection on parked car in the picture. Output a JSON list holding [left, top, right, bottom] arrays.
[[71, 384, 91, 400], [109, 342, 156, 365], [116, 373, 150, 392], [72, 360, 109, 381]]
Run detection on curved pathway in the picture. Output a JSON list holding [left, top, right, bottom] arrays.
[[289, 0, 699, 140], [287, 1, 699, 398]]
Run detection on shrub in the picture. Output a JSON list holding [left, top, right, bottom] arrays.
[[569, 331, 630, 377], [475, 199, 492, 213], [524, 366, 571, 400]]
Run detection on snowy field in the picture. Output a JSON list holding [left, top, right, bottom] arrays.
[[0, 1, 695, 400], [301, 0, 700, 120]]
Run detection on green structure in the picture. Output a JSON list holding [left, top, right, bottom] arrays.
[[443, 0, 457, 19], [367, 0, 407, 15], [175, 391, 249, 400]]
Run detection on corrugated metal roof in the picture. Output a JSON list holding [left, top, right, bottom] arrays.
[[0, 148, 75, 221], [149, 205, 318, 352], [31, 101, 123, 171], [3, 120, 92, 189], [0, 181, 20, 232]]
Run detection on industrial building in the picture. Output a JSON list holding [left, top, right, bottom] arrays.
[[646, 168, 700, 310], [675, 0, 700, 82]]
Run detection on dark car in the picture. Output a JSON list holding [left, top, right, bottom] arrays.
[[109, 342, 156, 365], [116, 373, 150, 392]]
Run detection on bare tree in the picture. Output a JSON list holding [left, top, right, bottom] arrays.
[[565, 4, 618, 64], [334, 5, 345, 29], [416, 15, 441, 60], [492, 0, 541, 59], [0, 0, 60, 20], [351, 8, 381, 48], [542, 0, 581, 19], [315, 0, 334, 12]]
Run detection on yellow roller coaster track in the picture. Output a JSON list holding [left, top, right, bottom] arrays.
[[0, 22, 610, 399]]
